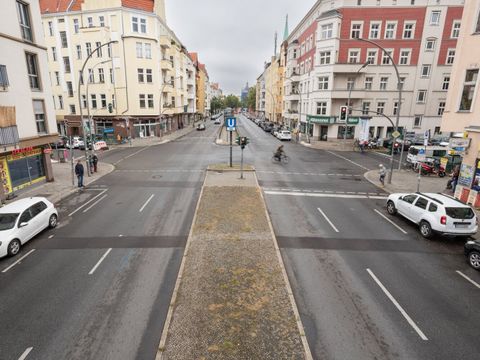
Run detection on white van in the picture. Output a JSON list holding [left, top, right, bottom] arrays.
[[407, 146, 447, 164]]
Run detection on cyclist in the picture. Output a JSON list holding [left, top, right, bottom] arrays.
[[274, 145, 285, 161]]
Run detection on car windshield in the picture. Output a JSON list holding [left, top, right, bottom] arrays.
[[0, 213, 20, 231], [445, 207, 474, 219]]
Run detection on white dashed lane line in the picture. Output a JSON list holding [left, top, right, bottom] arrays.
[[456, 270, 480, 289], [17, 347, 33, 360], [2, 249, 36, 274]]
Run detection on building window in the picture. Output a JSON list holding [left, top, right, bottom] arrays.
[[476, 11, 480, 33], [365, 76, 373, 90], [367, 49, 377, 65], [347, 77, 355, 90], [51, 47, 57, 61], [362, 101, 370, 115], [69, 104, 76, 115], [0, 65, 9, 89], [140, 18, 147, 33], [136, 42, 143, 58], [430, 11, 441, 25], [399, 49, 411, 65], [88, 68, 94, 83], [348, 49, 360, 63], [377, 101, 385, 114], [81, 95, 87, 109], [382, 50, 393, 65], [73, 45, 81, 60], [403, 22, 415, 39], [96, 42, 102, 57], [145, 43, 152, 59], [17, 1, 33, 42], [33, 100, 47, 134], [417, 90, 427, 103], [99, 16, 105, 27], [319, 51, 331, 64], [139, 94, 146, 108], [111, 94, 116, 109], [59, 31, 68, 48], [87, 17, 93, 27], [146, 69, 153, 83], [25, 52, 40, 90], [110, 68, 114, 84], [421, 65, 431, 78], [107, 43, 112, 58], [393, 101, 399, 115], [100, 94, 107, 108], [316, 101, 327, 115], [58, 95, 64, 109], [459, 69, 479, 111], [321, 23, 333, 39], [63, 57, 71, 73], [442, 76, 450, 90], [54, 71, 60, 86], [438, 101, 446, 115], [398, 77, 406, 90], [369, 22, 380, 39], [66, 81, 73, 97], [446, 49, 455, 65], [425, 39, 436, 51], [138, 68, 145, 83], [380, 77, 388, 90], [78, 70, 83, 85], [98, 68, 105, 83], [148, 94, 154, 108], [451, 21, 461, 38], [73, 18, 79, 33], [351, 23, 362, 39], [318, 76, 329, 90], [48, 21, 53, 36], [91, 94, 97, 109], [132, 17, 139, 32], [414, 115, 422, 127], [385, 22, 396, 39], [86, 42, 92, 56]]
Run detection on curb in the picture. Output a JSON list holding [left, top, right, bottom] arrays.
[[254, 172, 313, 360], [363, 170, 392, 194]]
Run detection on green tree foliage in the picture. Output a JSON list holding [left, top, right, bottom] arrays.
[[210, 96, 225, 114], [224, 94, 241, 109], [246, 87, 256, 110]]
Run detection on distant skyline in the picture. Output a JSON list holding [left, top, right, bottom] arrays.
[[165, 0, 314, 95]]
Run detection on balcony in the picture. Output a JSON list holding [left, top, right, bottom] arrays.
[[285, 92, 300, 101], [161, 58, 173, 71], [331, 89, 366, 99], [160, 36, 171, 49], [331, 63, 371, 74]]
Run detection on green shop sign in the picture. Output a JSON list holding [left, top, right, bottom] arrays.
[[306, 115, 360, 125]]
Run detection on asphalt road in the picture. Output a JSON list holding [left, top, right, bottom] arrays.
[[1, 115, 479, 360]]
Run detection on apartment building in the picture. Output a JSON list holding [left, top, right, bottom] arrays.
[[190, 52, 210, 117], [441, 0, 480, 187], [0, 0, 57, 201], [40, 0, 195, 141], [282, 0, 464, 142], [256, 71, 266, 116]]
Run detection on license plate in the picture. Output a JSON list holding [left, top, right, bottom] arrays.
[[455, 224, 469, 228]]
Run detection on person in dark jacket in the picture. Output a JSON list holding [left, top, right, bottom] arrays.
[[75, 160, 84, 188], [92, 154, 98, 173]]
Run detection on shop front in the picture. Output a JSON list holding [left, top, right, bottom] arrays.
[[306, 115, 360, 141]]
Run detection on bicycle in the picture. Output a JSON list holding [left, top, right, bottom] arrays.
[[272, 154, 289, 164]]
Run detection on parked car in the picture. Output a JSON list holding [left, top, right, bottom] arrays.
[[67, 136, 85, 149], [271, 125, 282, 136], [197, 123, 206, 131], [386, 192, 478, 238], [214, 118, 221, 125], [464, 240, 480, 270], [0, 197, 58, 258], [51, 136, 68, 148], [277, 130, 292, 141]]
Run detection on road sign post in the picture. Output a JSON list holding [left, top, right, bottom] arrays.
[[226, 117, 236, 168]]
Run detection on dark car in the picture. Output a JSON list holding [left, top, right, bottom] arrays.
[[464, 240, 480, 270], [51, 136, 68, 148]]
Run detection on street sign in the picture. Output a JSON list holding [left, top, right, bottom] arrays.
[[226, 117, 236, 131], [391, 131, 401, 139]]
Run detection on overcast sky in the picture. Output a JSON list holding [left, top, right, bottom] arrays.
[[165, 0, 314, 95]]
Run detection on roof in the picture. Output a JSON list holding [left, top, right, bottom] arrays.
[[40, 0, 154, 14], [0, 197, 50, 214], [189, 52, 199, 64]]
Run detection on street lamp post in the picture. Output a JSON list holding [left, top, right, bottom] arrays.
[[355, 38, 402, 184], [345, 62, 369, 145]]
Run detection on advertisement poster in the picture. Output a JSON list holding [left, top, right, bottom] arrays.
[[0, 157, 12, 194], [471, 159, 480, 191], [458, 163, 475, 187], [358, 117, 370, 143]]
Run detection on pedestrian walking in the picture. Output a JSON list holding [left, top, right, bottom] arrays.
[[75, 160, 84, 188], [379, 164, 386, 186], [92, 154, 98, 173]]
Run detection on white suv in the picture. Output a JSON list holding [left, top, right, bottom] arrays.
[[386, 192, 478, 238]]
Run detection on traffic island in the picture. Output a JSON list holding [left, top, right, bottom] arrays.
[[157, 167, 310, 360]]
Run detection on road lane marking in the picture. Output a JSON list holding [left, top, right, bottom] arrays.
[[48, 235, 55, 239], [139, 194, 155, 212], [113, 146, 150, 165], [317, 208, 339, 233], [367, 268, 428, 341], [68, 189, 108, 216], [2, 249, 36, 273], [82, 194, 107, 213], [456, 270, 480, 289], [264, 191, 388, 200], [88, 248, 112, 275], [18, 347, 33, 360], [374, 209, 408, 234], [327, 151, 370, 171]]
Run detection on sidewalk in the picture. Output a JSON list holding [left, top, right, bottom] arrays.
[[3, 160, 114, 206], [158, 167, 310, 360]]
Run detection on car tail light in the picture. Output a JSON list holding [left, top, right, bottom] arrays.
[[440, 216, 447, 225]]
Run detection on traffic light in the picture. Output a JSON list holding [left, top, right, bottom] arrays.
[[235, 136, 249, 148], [108, 103, 113, 113], [340, 106, 348, 122]]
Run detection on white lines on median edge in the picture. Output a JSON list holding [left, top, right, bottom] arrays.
[[317, 208, 339, 233], [367, 268, 428, 341], [264, 191, 387, 200], [456, 270, 480, 289], [68, 189, 108, 216], [327, 151, 370, 171], [2, 249, 36, 273], [18, 347, 33, 360], [139, 194, 155, 212], [374, 209, 408, 234], [82, 194, 107, 213], [88, 248, 112, 275], [113, 146, 150, 166]]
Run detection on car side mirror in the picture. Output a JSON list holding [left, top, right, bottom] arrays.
[[19, 222, 28, 228]]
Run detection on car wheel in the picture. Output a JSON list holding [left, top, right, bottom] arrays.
[[420, 220, 433, 239], [7, 239, 21, 257], [386, 201, 397, 215], [468, 251, 480, 270], [49, 214, 58, 228]]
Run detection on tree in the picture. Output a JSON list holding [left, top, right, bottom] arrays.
[[224, 94, 241, 109], [246, 87, 256, 111], [210, 96, 225, 114]]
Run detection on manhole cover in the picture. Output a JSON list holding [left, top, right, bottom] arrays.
[[152, 175, 163, 179]]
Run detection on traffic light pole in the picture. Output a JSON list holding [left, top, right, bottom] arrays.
[[240, 145, 244, 179], [229, 131, 233, 168]]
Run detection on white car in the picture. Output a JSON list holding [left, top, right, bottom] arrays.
[[386, 192, 477, 238], [0, 197, 58, 258], [214, 118, 221, 125], [277, 130, 292, 141], [68, 136, 85, 149]]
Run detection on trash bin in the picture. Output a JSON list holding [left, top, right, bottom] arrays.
[[57, 149, 66, 163]]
